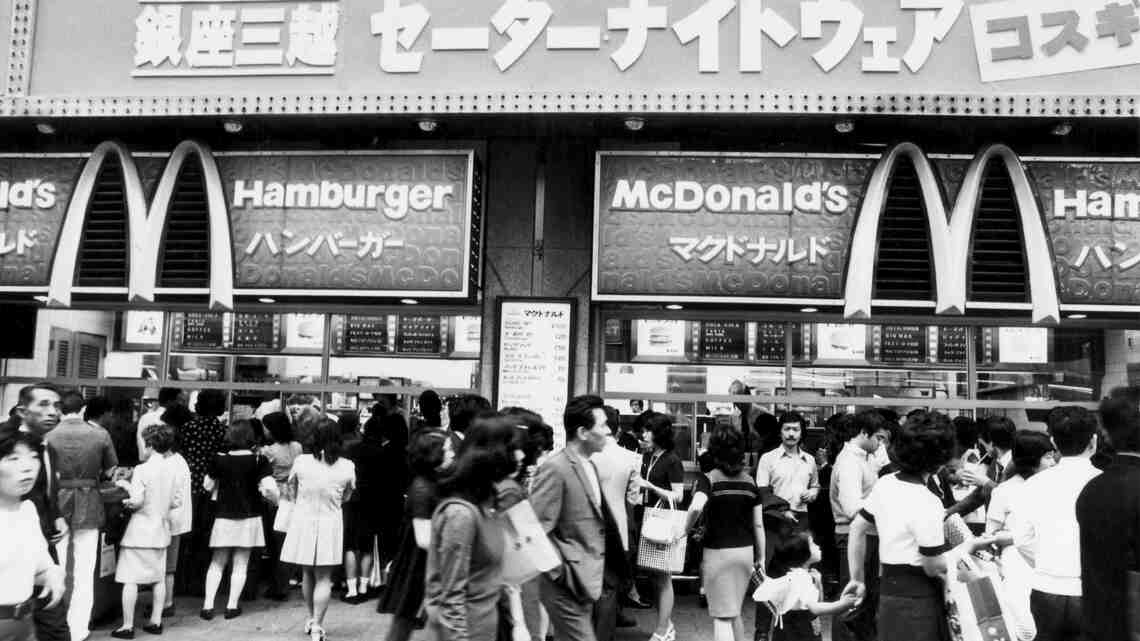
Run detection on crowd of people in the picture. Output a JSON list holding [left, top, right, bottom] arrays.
[[2, 380, 1138, 641]]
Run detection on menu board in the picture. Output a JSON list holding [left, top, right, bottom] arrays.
[[396, 315, 444, 354], [874, 325, 926, 363], [496, 299, 575, 449], [935, 326, 970, 364], [698, 321, 749, 361], [815, 324, 867, 361], [635, 320, 687, 359], [173, 313, 227, 350], [755, 322, 787, 362], [334, 315, 392, 354], [231, 313, 282, 351], [451, 316, 482, 356], [998, 327, 1049, 364], [285, 314, 325, 351]]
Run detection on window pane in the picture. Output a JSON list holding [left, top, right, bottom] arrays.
[[328, 356, 479, 390], [976, 326, 1102, 402], [235, 355, 322, 385]]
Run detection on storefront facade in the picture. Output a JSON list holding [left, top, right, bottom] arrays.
[[0, 0, 1138, 455]]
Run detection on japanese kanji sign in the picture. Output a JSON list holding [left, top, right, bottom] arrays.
[[218, 152, 477, 295], [25, 0, 1140, 101], [592, 150, 1140, 312]]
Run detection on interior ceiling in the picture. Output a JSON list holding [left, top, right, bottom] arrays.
[[0, 113, 1137, 156]]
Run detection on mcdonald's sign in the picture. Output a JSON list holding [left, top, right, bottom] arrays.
[[0, 142, 480, 310], [593, 147, 1140, 321]]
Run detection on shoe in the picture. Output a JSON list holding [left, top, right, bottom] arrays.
[[199, 609, 215, 621], [111, 629, 135, 639], [310, 624, 326, 641], [665, 621, 676, 641], [649, 634, 667, 641], [617, 613, 637, 628], [224, 608, 242, 620], [142, 624, 163, 635], [339, 593, 358, 604], [698, 594, 708, 608], [303, 619, 314, 635], [161, 606, 175, 618]]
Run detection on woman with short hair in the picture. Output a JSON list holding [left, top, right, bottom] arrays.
[[635, 412, 686, 641], [686, 426, 765, 641], [985, 431, 1056, 534]]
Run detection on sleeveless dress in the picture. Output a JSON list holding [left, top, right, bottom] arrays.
[[280, 454, 356, 567]]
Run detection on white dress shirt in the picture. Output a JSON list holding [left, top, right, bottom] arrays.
[[830, 441, 878, 533], [756, 445, 819, 512], [1011, 457, 1100, 596]]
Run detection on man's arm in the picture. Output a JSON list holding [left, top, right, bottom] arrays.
[[528, 459, 564, 536]]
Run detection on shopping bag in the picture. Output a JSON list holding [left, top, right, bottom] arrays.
[[500, 500, 560, 585], [369, 536, 387, 588], [945, 550, 1024, 641], [272, 498, 294, 533], [637, 532, 686, 573], [641, 498, 684, 545]]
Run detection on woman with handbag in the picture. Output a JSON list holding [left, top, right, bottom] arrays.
[[378, 430, 454, 641], [200, 419, 274, 621], [635, 412, 686, 641], [424, 422, 514, 641], [685, 426, 766, 641], [281, 419, 357, 641]]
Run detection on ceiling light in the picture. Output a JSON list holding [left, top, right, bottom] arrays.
[[32, 295, 48, 303], [222, 119, 243, 134], [834, 120, 855, 134], [665, 304, 683, 310], [417, 119, 438, 133], [35, 122, 55, 135], [1051, 121, 1073, 137], [801, 307, 819, 313], [1066, 313, 1087, 319], [400, 298, 419, 305], [624, 117, 646, 132], [258, 297, 276, 304]]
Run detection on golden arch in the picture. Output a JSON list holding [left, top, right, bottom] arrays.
[[47, 140, 234, 311], [843, 143, 1059, 325]]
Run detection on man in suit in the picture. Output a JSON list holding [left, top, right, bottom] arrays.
[[16, 382, 71, 641], [592, 406, 641, 640], [1077, 395, 1140, 641], [531, 395, 613, 641]]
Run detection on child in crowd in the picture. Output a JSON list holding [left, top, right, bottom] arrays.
[[753, 531, 857, 641], [113, 424, 184, 638], [201, 420, 274, 620]]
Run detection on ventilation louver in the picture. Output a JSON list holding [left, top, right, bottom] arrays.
[[968, 161, 1029, 303], [158, 162, 211, 288], [872, 157, 934, 301], [75, 161, 129, 287]]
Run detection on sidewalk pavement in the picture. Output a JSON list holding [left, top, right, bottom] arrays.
[[89, 589, 773, 641]]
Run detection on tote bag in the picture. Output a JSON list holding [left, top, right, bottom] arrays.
[[500, 500, 560, 585], [637, 498, 687, 573]]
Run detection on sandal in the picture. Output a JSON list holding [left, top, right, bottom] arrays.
[[665, 622, 676, 641], [303, 619, 314, 635], [310, 624, 326, 641]]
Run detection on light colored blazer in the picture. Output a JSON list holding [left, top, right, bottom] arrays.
[[121, 455, 183, 549], [530, 446, 606, 603], [591, 436, 640, 551]]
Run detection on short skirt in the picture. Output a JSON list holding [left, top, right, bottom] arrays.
[[116, 547, 166, 585], [701, 546, 754, 618], [210, 517, 265, 549]]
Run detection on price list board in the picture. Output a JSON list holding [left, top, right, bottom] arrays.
[[332, 315, 394, 355], [396, 315, 445, 354], [231, 313, 282, 351], [696, 321, 749, 361], [873, 325, 927, 363], [496, 299, 575, 450], [756, 323, 787, 362], [931, 326, 970, 364], [172, 313, 228, 351]]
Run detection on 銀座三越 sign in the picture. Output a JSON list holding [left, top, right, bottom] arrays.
[[20, 0, 1140, 114]]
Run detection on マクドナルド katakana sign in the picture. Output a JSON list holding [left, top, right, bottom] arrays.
[[592, 150, 1140, 317]]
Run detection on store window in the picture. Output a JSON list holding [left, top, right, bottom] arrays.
[[599, 315, 1108, 462], [0, 308, 483, 426]]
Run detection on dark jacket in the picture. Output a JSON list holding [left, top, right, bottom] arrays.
[[1076, 454, 1140, 641]]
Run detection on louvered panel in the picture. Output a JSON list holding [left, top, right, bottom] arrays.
[[873, 158, 934, 300], [75, 161, 130, 287], [77, 343, 101, 378], [969, 161, 1029, 302], [54, 339, 70, 377], [158, 162, 211, 288]]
